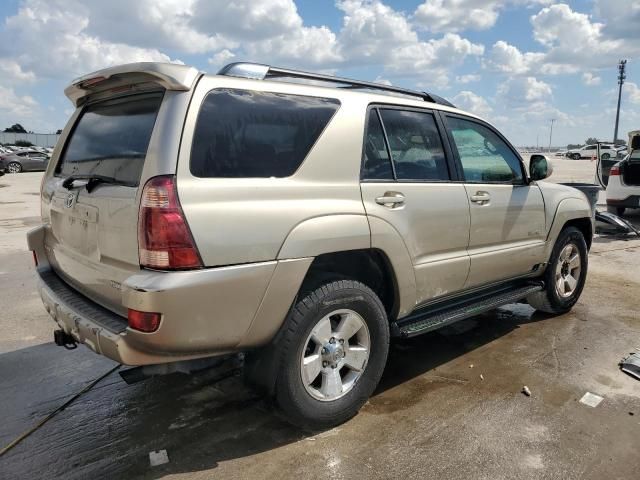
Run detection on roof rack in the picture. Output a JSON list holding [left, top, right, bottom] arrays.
[[217, 62, 456, 108]]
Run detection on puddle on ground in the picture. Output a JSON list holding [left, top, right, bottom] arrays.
[[0, 216, 41, 229], [366, 376, 459, 415]]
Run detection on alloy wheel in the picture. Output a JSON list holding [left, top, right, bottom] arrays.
[[555, 243, 581, 298], [300, 309, 371, 402]]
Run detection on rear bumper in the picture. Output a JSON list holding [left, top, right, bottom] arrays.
[[28, 226, 312, 366]]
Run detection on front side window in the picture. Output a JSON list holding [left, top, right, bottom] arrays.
[[190, 89, 340, 178], [378, 109, 449, 181], [447, 116, 524, 183]]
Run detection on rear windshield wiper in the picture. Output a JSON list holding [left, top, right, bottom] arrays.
[[62, 174, 134, 193]]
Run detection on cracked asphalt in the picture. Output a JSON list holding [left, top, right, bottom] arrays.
[[1, 162, 639, 479]]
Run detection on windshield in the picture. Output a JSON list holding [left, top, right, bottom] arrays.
[[56, 92, 163, 185]]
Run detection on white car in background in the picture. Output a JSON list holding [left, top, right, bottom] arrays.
[[567, 144, 615, 160], [606, 151, 640, 216]]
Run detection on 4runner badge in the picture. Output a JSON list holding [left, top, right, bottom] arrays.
[[65, 192, 77, 209]]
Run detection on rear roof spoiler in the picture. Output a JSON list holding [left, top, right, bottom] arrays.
[[65, 62, 201, 107]]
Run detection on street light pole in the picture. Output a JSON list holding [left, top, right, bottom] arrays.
[[613, 59, 626, 145], [548, 118, 556, 153]]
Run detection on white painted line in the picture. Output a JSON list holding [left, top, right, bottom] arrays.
[[579, 392, 604, 408], [149, 449, 169, 467]]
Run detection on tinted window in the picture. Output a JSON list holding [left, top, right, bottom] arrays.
[[379, 109, 449, 181], [57, 93, 163, 185], [191, 89, 339, 178], [447, 116, 523, 183], [362, 110, 393, 180]]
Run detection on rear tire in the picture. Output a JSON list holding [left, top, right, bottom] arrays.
[[527, 227, 588, 314], [275, 280, 389, 430], [607, 205, 625, 216], [7, 161, 22, 173]]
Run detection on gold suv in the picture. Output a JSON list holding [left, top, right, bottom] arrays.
[[28, 62, 593, 428]]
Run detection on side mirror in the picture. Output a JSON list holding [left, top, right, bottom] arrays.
[[529, 154, 553, 181]]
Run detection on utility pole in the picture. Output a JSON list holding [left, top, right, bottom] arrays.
[[548, 118, 556, 153], [613, 59, 627, 145]]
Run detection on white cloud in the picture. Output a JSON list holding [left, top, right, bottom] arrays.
[[456, 74, 481, 84], [626, 83, 640, 105], [530, 4, 625, 73], [593, 0, 640, 41], [0, 60, 36, 84], [208, 49, 236, 69], [82, 0, 228, 54], [413, 0, 552, 33], [484, 40, 544, 75], [582, 73, 601, 86], [0, 86, 38, 130], [337, 1, 483, 87], [497, 76, 552, 105], [452, 90, 492, 118], [373, 76, 392, 86], [1, 0, 175, 80], [192, 0, 303, 42]]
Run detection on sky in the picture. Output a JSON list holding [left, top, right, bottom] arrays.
[[0, 0, 639, 147]]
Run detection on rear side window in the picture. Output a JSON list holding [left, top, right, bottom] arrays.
[[362, 111, 393, 180], [57, 92, 163, 185], [379, 109, 450, 181], [190, 89, 340, 178]]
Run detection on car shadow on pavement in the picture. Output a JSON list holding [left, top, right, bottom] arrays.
[[0, 305, 552, 480]]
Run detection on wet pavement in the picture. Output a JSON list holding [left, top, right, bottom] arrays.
[[1, 171, 639, 479]]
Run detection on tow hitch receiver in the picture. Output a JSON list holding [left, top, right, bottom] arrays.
[[53, 329, 77, 350]]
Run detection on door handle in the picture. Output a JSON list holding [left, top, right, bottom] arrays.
[[470, 191, 491, 204], [375, 192, 405, 207]]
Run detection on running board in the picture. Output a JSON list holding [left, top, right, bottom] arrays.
[[392, 283, 544, 338]]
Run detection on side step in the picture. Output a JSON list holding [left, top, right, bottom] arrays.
[[392, 282, 544, 338]]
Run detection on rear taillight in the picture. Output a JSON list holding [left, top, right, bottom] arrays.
[[127, 309, 161, 333], [610, 165, 620, 176], [138, 175, 202, 270]]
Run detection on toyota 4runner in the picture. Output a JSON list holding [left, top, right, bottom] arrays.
[[28, 62, 593, 429]]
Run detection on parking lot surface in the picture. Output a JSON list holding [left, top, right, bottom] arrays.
[[1, 160, 639, 479]]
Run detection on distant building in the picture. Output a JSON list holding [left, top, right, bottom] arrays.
[[0, 132, 60, 147]]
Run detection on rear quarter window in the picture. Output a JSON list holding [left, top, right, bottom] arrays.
[[190, 89, 340, 178]]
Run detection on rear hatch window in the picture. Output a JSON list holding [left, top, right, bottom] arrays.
[[190, 89, 339, 178], [56, 92, 163, 185]]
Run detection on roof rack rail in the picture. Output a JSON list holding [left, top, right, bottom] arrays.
[[217, 62, 455, 108]]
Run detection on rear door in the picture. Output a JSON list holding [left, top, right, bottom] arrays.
[[43, 92, 164, 314], [442, 113, 546, 288], [360, 106, 471, 305]]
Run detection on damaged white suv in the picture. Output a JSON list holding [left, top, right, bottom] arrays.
[[28, 62, 593, 428]]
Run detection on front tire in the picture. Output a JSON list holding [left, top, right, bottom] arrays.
[[527, 227, 588, 314], [572, 153, 581, 160], [6, 161, 22, 173], [275, 280, 389, 430]]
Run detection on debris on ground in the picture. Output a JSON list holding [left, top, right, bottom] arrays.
[[149, 450, 170, 467], [480, 374, 484, 381], [469, 364, 474, 369], [522, 386, 531, 397], [579, 392, 604, 408], [619, 352, 640, 380]]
